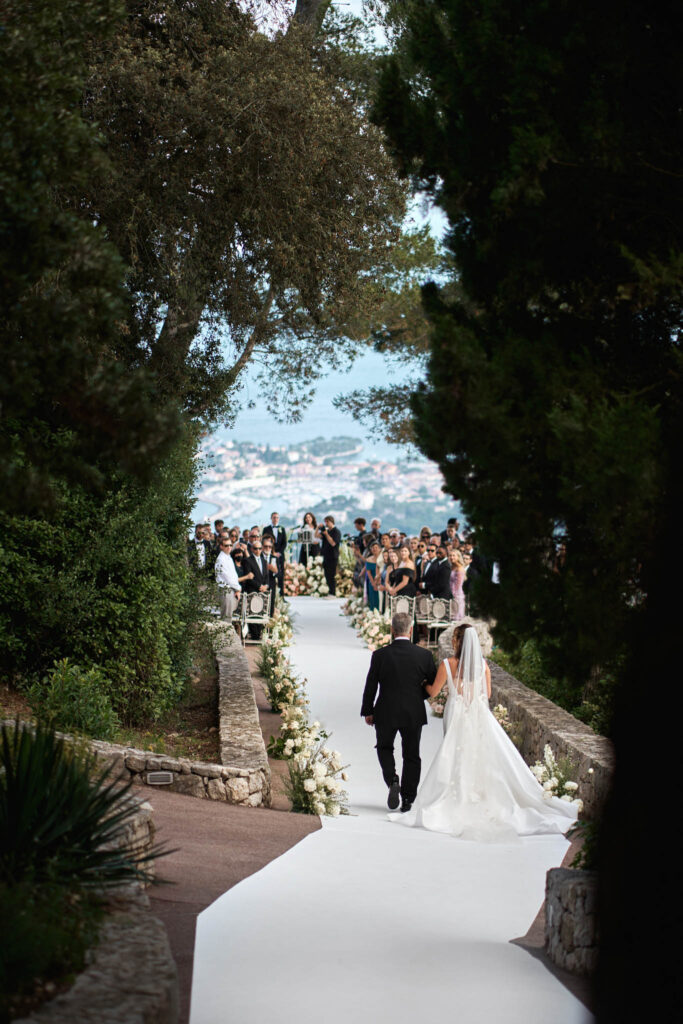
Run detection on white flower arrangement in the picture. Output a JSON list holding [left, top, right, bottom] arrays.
[[341, 597, 392, 651], [530, 743, 583, 810], [261, 599, 349, 817]]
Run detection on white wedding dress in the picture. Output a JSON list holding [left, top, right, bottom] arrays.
[[390, 629, 578, 842]]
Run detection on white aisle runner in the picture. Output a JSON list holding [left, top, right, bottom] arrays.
[[190, 598, 592, 1024]]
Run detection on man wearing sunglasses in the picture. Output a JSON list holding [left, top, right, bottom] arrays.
[[215, 539, 241, 625]]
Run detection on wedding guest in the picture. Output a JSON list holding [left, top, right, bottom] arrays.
[[364, 540, 382, 611], [263, 511, 287, 592], [228, 527, 240, 544], [419, 526, 432, 543], [187, 524, 213, 577], [431, 546, 453, 599], [298, 511, 320, 566], [215, 539, 241, 626], [213, 519, 225, 542], [378, 547, 400, 599], [317, 515, 341, 596], [247, 527, 261, 554], [409, 536, 420, 560], [369, 518, 381, 541], [386, 545, 417, 598], [417, 543, 438, 595], [243, 537, 270, 638], [440, 518, 460, 546], [231, 545, 252, 587], [448, 548, 466, 620], [261, 535, 280, 614], [353, 517, 367, 550]]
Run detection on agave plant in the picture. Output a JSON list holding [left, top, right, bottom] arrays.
[[0, 720, 164, 888]]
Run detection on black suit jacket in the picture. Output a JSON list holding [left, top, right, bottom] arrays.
[[187, 538, 214, 575], [243, 554, 269, 593], [431, 559, 453, 599], [361, 639, 436, 729]]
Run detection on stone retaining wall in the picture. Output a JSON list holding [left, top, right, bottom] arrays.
[[438, 623, 614, 819], [545, 867, 599, 975], [14, 894, 179, 1024]]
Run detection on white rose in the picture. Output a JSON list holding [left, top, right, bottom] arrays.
[[314, 802, 325, 815], [329, 804, 341, 817], [303, 778, 316, 792], [564, 781, 579, 791]]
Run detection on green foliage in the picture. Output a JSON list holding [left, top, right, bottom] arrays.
[[0, 881, 103, 1024], [0, 0, 182, 514], [0, 429, 199, 725], [569, 820, 600, 872], [0, 721, 160, 888], [374, 0, 682, 718], [27, 660, 120, 741]]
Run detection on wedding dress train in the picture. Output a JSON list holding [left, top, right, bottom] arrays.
[[391, 630, 578, 841]]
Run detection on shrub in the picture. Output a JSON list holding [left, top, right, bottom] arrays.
[[27, 659, 120, 740], [0, 720, 161, 888], [0, 881, 103, 1024]]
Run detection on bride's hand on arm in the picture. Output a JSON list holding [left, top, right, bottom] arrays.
[[485, 662, 492, 698], [426, 661, 447, 698]]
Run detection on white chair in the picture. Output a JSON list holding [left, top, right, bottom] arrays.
[[427, 597, 453, 647], [241, 591, 271, 646], [388, 595, 416, 621]]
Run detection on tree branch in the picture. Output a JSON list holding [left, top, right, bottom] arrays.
[[224, 286, 276, 385]]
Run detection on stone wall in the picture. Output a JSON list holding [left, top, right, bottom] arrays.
[[438, 623, 614, 819], [14, 895, 179, 1024], [545, 868, 599, 975]]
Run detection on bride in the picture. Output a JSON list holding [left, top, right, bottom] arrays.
[[390, 624, 579, 841]]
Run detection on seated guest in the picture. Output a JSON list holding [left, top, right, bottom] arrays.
[[385, 544, 417, 598], [298, 511, 320, 566]]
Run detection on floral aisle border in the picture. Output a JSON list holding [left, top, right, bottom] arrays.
[[258, 600, 349, 817], [283, 550, 355, 598], [340, 596, 583, 809]]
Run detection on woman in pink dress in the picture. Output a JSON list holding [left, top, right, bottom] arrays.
[[448, 547, 466, 620]]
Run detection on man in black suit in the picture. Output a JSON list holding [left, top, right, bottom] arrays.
[[417, 542, 439, 595], [260, 534, 280, 615], [318, 514, 341, 596], [361, 612, 437, 812], [243, 538, 271, 639], [262, 511, 287, 592], [187, 524, 213, 578], [430, 546, 453, 599]]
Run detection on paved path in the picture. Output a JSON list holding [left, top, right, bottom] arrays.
[[190, 598, 593, 1024]]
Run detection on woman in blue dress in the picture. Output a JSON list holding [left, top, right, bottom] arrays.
[[364, 540, 382, 611]]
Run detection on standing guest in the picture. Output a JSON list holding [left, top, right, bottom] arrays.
[[369, 518, 381, 541], [241, 528, 250, 546], [419, 526, 432, 544], [352, 542, 366, 592], [263, 511, 287, 592], [353, 517, 367, 550], [298, 511, 320, 566], [213, 519, 225, 544], [187, 524, 213, 577], [261, 535, 280, 614], [417, 543, 438, 594], [440, 518, 460, 546], [247, 527, 261, 554], [243, 537, 270, 639], [408, 537, 420, 560], [364, 540, 382, 611], [228, 527, 240, 544], [379, 548, 400, 600], [215, 539, 241, 626], [431, 546, 454, 599], [386, 545, 417, 598], [448, 548, 466, 620], [231, 545, 252, 587], [317, 515, 341, 596], [399, 532, 408, 546], [389, 529, 401, 548]]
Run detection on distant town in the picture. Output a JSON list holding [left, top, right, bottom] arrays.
[[196, 435, 462, 536]]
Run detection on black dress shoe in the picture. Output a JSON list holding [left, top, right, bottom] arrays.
[[400, 800, 413, 813], [387, 777, 400, 810]]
